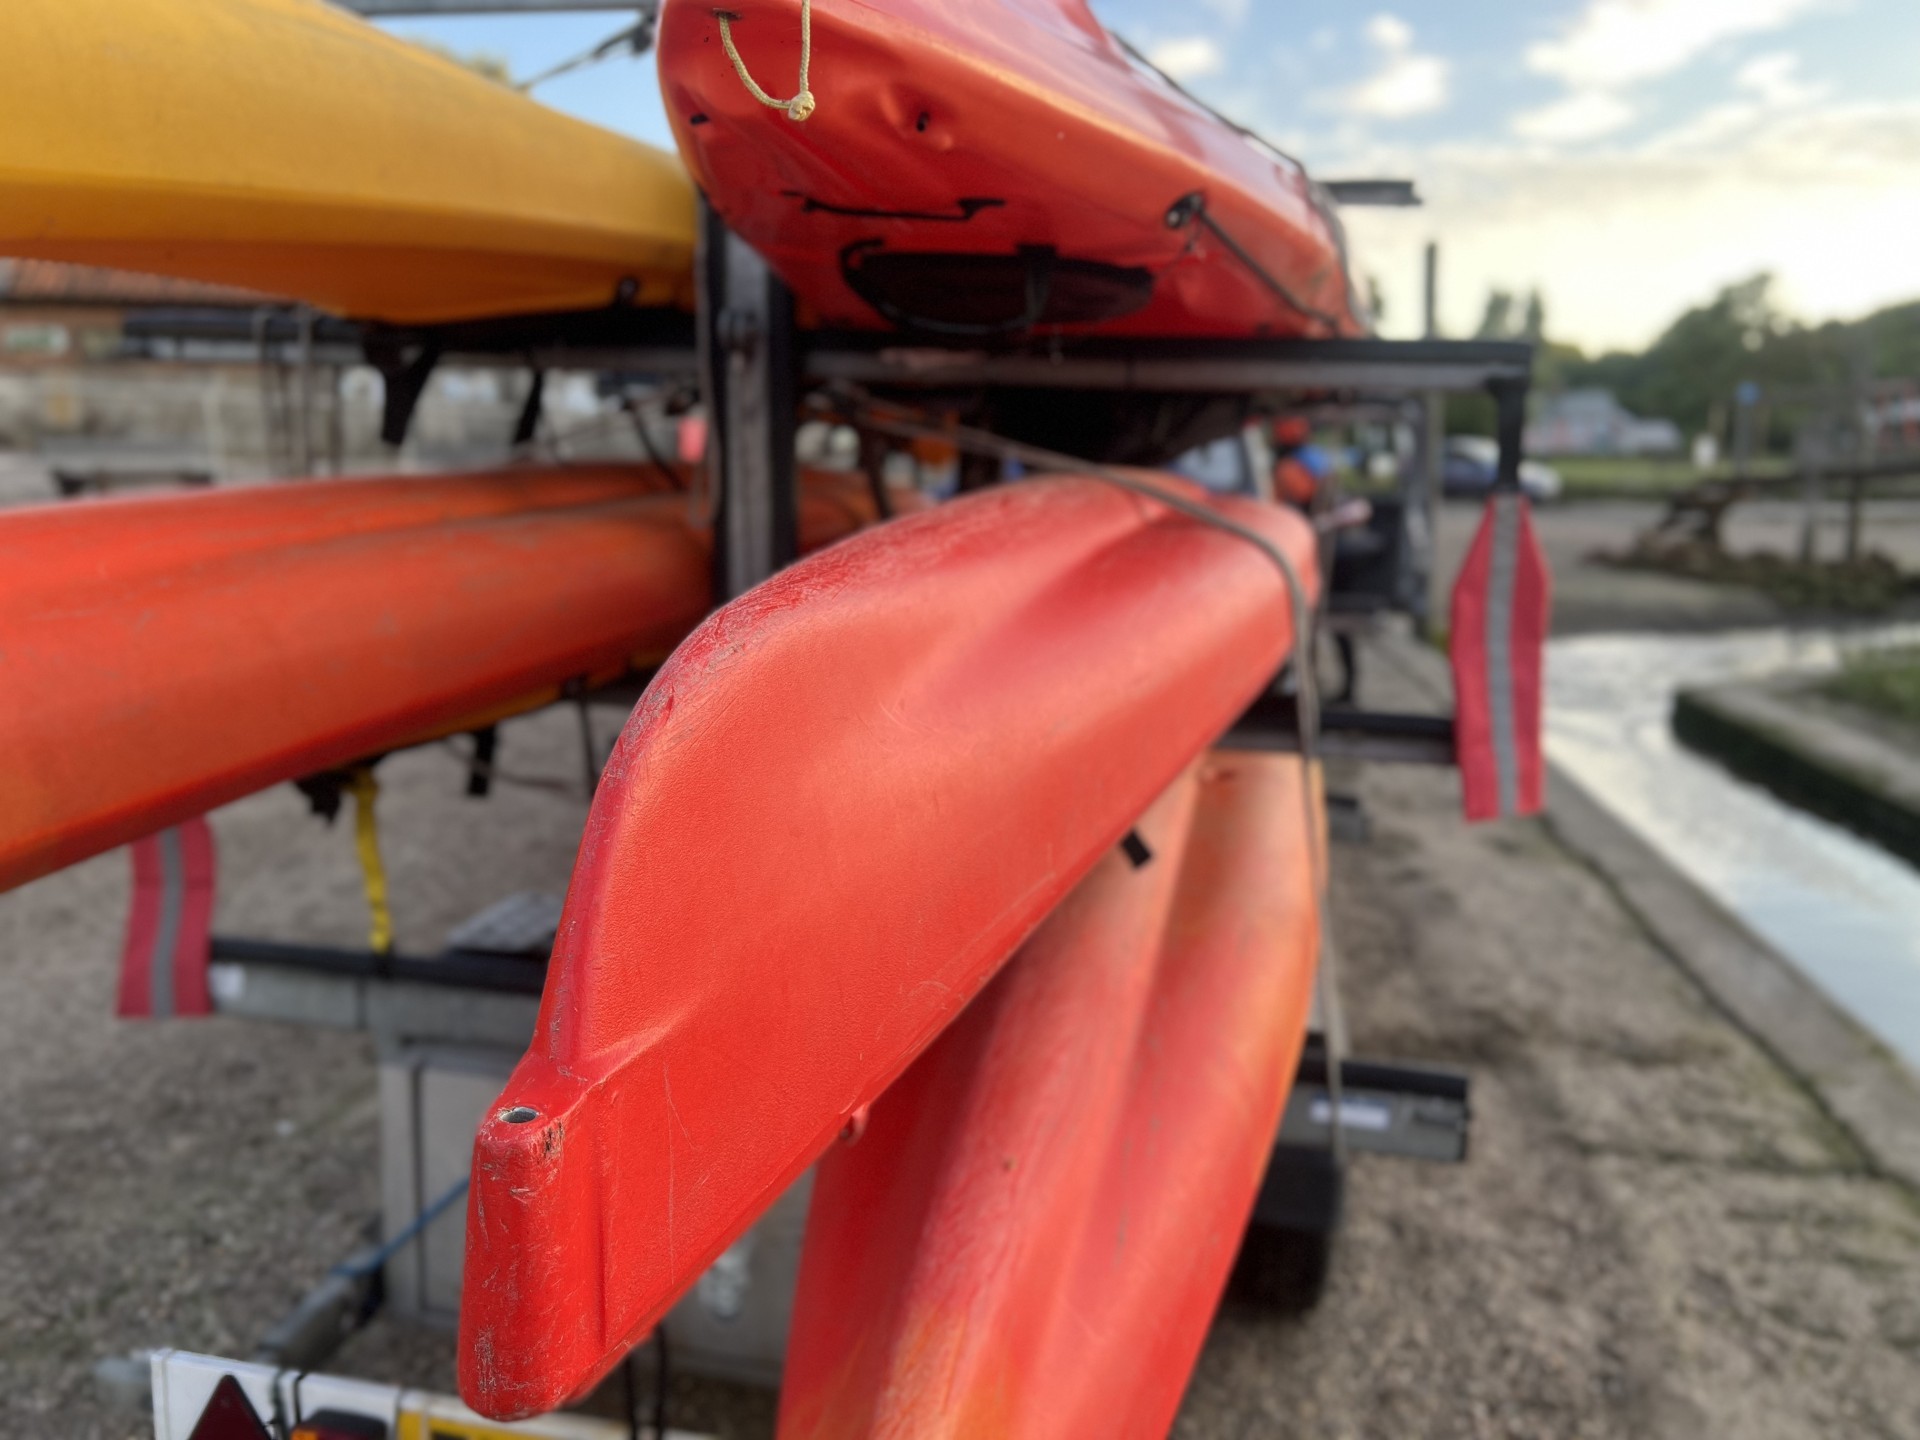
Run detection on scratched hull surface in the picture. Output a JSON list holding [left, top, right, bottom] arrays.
[[457, 476, 1317, 1419], [780, 751, 1321, 1437], [0, 465, 908, 893], [1, 0, 696, 322], [660, 0, 1363, 339]]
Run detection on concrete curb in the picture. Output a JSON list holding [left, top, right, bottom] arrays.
[[1547, 764, 1920, 1196], [1371, 627, 1920, 1196], [1673, 678, 1920, 869]]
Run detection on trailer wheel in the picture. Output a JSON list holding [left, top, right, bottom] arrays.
[[1228, 1138, 1344, 1315], [1227, 1222, 1335, 1315]]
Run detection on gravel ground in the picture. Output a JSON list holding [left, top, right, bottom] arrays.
[[1180, 755, 1920, 1439], [5, 688, 1920, 1437]]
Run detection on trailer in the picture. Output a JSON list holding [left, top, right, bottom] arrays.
[[10, 9, 1552, 1432], [99, 201, 1532, 1434]]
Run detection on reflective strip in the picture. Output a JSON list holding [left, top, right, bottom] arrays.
[[1483, 492, 1520, 817], [149, 827, 185, 1019]]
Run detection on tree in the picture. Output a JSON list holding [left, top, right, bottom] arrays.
[[1474, 289, 1515, 341], [1522, 290, 1546, 344], [1446, 274, 1920, 448], [1448, 287, 1555, 434]]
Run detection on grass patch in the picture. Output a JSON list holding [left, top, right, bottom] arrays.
[[1823, 646, 1920, 728]]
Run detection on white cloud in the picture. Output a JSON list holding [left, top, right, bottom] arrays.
[[1645, 53, 1825, 153], [1366, 14, 1413, 51], [1332, 99, 1920, 351], [1195, 0, 1250, 27], [1511, 3, 1825, 150], [1147, 34, 1225, 82], [1642, 99, 1764, 152], [1736, 51, 1821, 107], [1526, 0, 1824, 90], [1512, 89, 1636, 143], [1342, 13, 1449, 120]]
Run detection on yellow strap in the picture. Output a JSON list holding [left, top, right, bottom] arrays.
[[714, 0, 816, 122], [347, 768, 394, 955]]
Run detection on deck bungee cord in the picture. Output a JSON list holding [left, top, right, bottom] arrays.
[[1114, 30, 1363, 333], [1164, 190, 1347, 336]]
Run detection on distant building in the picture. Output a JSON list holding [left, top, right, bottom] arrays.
[[0, 260, 263, 370], [1526, 388, 1684, 457]]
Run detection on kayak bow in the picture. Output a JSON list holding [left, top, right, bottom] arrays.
[[457, 475, 1317, 1418], [0, 0, 696, 322], [660, 0, 1363, 338]]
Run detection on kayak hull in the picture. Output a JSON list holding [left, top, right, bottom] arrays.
[[660, 0, 1361, 339], [0, 0, 696, 322], [0, 465, 908, 893], [779, 751, 1321, 1438], [456, 476, 1317, 1419]]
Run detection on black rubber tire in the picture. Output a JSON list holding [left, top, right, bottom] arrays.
[[1226, 1222, 1336, 1315]]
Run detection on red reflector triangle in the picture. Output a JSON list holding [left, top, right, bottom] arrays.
[[187, 1374, 273, 1440]]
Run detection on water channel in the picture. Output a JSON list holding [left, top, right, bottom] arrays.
[[1547, 624, 1920, 1069]]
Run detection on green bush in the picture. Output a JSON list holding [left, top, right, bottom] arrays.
[[1823, 647, 1920, 727]]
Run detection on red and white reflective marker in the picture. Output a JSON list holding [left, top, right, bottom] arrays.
[[118, 816, 216, 1019], [1450, 490, 1552, 821]]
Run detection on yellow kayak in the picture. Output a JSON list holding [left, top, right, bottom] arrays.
[[0, 0, 695, 323]]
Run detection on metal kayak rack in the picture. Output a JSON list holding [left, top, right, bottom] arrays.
[[112, 200, 1527, 1428]]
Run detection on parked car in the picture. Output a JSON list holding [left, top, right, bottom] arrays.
[[1442, 435, 1562, 502]]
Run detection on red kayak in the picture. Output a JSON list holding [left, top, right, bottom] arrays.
[[659, 0, 1364, 339], [457, 475, 1317, 1419], [0, 465, 908, 892], [782, 751, 1320, 1437]]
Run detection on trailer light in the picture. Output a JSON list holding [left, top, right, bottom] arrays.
[[290, 1413, 388, 1440]]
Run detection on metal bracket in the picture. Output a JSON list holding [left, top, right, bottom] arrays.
[[362, 335, 440, 447], [803, 334, 1533, 398], [1221, 691, 1456, 766], [1276, 1041, 1471, 1164], [1489, 371, 1529, 494], [510, 366, 546, 447], [1245, 1038, 1469, 1245], [699, 200, 799, 600]]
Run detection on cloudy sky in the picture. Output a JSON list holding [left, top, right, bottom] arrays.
[[379, 1, 1920, 353]]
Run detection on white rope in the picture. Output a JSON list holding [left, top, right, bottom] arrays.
[[714, 0, 815, 122]]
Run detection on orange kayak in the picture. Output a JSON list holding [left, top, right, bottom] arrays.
[[457, 476, 1317, 1419], [781, 751, 1320, 1437], [0, 465, 907, 892], [659, 0, 1363, 338]]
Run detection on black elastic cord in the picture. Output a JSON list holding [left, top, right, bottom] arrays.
[[627, 393, 687, 490], [815, 385, 1347, 1157], [1192, 208, 1343, 334]]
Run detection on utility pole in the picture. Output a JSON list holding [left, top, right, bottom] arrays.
[[1419, 241, 1443, 628], [1423, 242, 1439, 342]]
